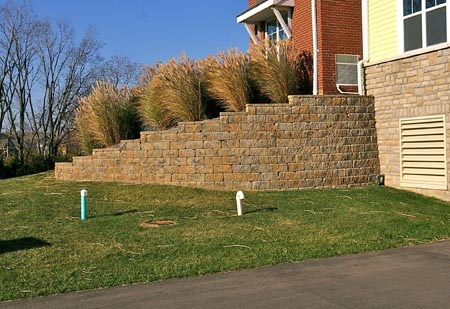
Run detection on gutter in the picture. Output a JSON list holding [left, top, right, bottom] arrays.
[[358, 0, 369, 95], [311, 0, 318, 95]]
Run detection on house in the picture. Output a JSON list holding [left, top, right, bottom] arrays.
[[362, 0, 450, 201], [237, 0, 363, 95], [0, 133, 17, 158], [237, 0, 450, 202]]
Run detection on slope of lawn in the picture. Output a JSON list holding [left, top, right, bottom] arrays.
[[1, 172, 449, 301]]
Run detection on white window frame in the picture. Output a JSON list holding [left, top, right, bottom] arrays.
[[335, 54, 359, 86], [265, 9, 291, 42], [398, 0, 450, 54]]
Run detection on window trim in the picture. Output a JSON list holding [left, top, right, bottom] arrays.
[[265, 9, 291, 42], [335, 54, 359, 86], [398, 0, 450, 54]]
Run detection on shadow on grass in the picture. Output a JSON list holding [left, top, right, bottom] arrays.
[[0, 237, 51, 254], [244, 207, 278, 214], [92, 209, 139, 218]]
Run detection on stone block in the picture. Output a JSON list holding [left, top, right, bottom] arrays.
[[240, 156, 259, 165], [178, 165, 196, 174], [269, 164, 288, 172], [203, 140, 222, 149], [214, 165, 232, 173], [187, 157, 204, 165], [155, 174, 172, 183], [196, 165, 214, 174], [171, 158, 187, 166], [196, 149, 212, 157], [188, 173, 205, 182], [179, 149, 195, 158], [153, 141, 170, 150], [232, 165, 251, 173], [205, 173, 223, 182], [163, 150, 179, 158], [170, 141, 186, 150], [185, 141, 203, 150], [251, 181, 273, 190]]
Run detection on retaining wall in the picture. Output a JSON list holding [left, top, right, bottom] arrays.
[[55, 95, 380, 190]]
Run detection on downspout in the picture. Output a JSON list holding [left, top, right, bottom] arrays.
[[358, 0, 369, 95], [311, 0, 318, 95]]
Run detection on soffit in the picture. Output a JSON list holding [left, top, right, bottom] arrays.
[[237, 0, 294, 24]]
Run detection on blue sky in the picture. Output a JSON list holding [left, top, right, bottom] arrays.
[[27, 0, 250, 65]]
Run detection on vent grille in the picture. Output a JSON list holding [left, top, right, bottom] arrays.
[[400, 115, 447, 190]]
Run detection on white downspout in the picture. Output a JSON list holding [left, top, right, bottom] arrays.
[[358, 0, 369, 95], [311, 0, 318, 95]]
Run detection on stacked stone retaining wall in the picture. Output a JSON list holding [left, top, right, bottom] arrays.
[[55, 95, 380, 190]]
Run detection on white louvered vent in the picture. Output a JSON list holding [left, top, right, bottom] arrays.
[[400, 115, 447, 190]]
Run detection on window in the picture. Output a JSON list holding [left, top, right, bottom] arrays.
[[335, 54, 359, 85], [402, 0, 447, 52], [266, 10, 289, 42], [400, 115, 447, 190]]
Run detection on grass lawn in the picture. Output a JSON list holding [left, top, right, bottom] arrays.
[[1, 172, 449, 301]]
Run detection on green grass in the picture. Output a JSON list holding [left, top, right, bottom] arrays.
[[1, 172, 449, 301]]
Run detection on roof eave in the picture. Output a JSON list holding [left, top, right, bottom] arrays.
[[236, 0, 294, 24]]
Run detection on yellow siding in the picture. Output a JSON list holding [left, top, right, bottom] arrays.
[[368, 0, 398, 62]]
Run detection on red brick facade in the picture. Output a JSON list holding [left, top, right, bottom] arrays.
[[317, 0, 362, 94], [243, 0, 362, 95]]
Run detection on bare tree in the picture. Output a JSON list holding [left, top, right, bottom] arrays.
[[0, 25, 13, 134], [0, 0, 41, 164], [98, 55, 141, 87], [0, 45, 10, 134], [37, 20, 102, 160], [0, 0, 103, 168]]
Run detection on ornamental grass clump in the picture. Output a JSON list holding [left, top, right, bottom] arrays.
[[135, 64, 174, 130], [249, 40, 310, 103], [206, 49, 253, 112], [140, 54, 211, 128], [75, 81, 142, 153]]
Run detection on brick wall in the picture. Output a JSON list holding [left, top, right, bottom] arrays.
[[291, 0, 313, 57], [55, 96, 380, 190], [365, 47, 450, 201], [243, 1, 362, 95], [317, 0, 363, 95]]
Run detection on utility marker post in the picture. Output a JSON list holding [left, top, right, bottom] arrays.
[[81, 189, 88, 220], [236, 191, 245, 216]]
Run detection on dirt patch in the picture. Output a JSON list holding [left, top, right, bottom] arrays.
[[140, 220, 176, 228]]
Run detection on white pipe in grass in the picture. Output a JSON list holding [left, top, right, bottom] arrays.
[[236, 191, 245, 216]]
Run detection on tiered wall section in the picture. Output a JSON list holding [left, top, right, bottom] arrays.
[[55, 96, 380, 190]]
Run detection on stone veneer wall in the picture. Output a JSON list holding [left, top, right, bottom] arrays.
[[55, 96, 380, 190], [365, 47, 450, 201]]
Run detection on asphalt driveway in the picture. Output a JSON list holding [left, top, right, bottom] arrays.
[[2, 240, 450, 308]]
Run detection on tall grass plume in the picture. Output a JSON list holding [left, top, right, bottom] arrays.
[[206, 49, 253, 112], [249, 40, 312, 103], [75, 81, 142, 153], [139, 54, 214, 128]]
